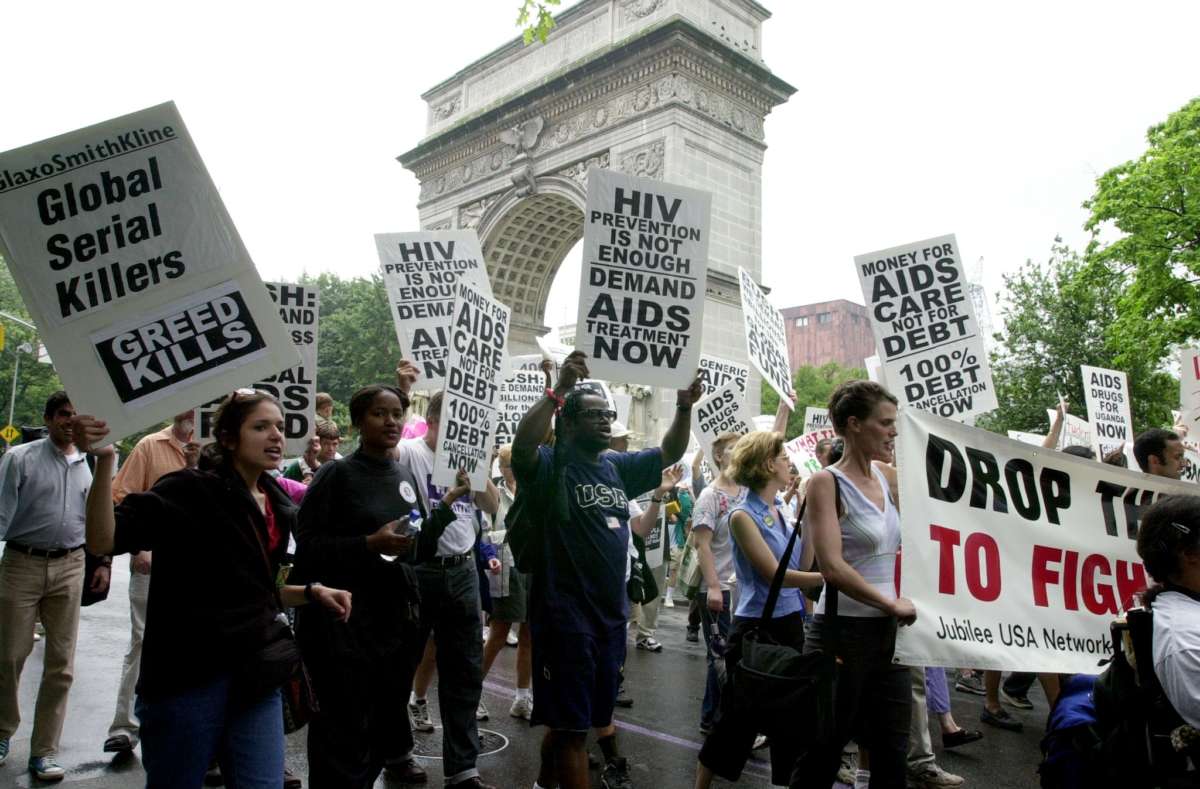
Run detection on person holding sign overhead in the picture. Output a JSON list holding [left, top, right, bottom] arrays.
[[74, 392, 353, 789], [513, 350, 700, 789], [793, 380, 915, 788]]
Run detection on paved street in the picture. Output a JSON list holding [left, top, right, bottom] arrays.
[[3, 560, 1047, 788]]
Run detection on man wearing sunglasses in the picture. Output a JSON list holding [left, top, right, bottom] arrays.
[[512, 351, 701, 789]]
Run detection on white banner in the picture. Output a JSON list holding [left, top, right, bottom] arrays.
[[0, 102, 296, 444], [698, 354, 749, 399], [1007, 430, 1046, 446], [855, 234, 996, 420], [783, 428, 837, 479], [195, 282, 320, 455], [376, 230, 492, 393], [432, 283, 509, 490], [894, 407, 1195, 673], [738, 267, 793, 409], [1080, 365, 1134, 459], [1180, 349, 1200, 430], [691, 383, 755, 458], [803, 406, 832, 434], [576, 168, 710, 388]]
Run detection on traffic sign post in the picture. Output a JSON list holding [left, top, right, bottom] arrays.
[[0, 424, 19, 444]]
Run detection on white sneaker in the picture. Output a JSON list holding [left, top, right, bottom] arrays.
[[510, 696, 533, 720], [662, 596, 675, 608], [482, 626, 489, 642], [908, 762, 964, 788], [408, 699, 435, 732], [476, 700, 489, 721], [29, 755, 66, 782], [506, 629, 519, 647]]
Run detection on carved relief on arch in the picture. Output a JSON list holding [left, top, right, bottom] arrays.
[[618, 139, 664, 179]]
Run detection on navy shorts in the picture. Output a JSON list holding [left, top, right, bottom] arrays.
[[530, 625, 626, 731]]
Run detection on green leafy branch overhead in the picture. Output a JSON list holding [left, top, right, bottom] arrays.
[[517, 0, 561, 44]]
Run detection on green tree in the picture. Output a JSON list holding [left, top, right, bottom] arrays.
[[0, 259, 64, 440], [761, 361, 866, 439], [976, 238, 1176, 436], [1083, 97, 1200, 369], [517, 0, 561, 44]]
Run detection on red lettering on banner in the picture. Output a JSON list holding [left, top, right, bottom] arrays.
[[1115, 560, 1148, 610], [929, 524, 960, 594], [1032, 545, 1061, 607], [1081, 554, 1119, 615], [1064, 550, 1079, 611], [964, 532, 1001, 602]]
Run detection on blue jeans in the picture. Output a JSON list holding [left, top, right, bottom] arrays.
[[136, 675, 283, 789], [698, 589, 732, 728]]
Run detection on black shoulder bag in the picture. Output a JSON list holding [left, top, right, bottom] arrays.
[[730, 493, 840, 737]]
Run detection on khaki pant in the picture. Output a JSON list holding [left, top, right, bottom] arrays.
[[0, 548, 84, 757], [109, 570, 149, 742], [631, 561, 668, 639]]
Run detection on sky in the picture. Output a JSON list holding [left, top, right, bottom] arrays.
[[3, 0, 1198, 334]]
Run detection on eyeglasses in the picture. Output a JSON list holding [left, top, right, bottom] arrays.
[[579, 408, 618, 422]]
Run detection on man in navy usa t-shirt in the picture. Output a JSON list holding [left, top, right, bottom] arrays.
[[512, 351, 699, 789]]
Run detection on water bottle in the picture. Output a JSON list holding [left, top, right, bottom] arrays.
[[406, 508, 423, 537]]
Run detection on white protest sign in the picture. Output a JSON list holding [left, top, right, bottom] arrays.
[[691, 383, 755, 458], [1046, 409, 1093, 452], [1080, 365, 1134, 459], [1007, 430, 1046, 446], [894, 407, 1194, 674], [855, 234, 996, 420], [865, 354, 886, 388], [784, 428, 837, 479], [1180, 349, 1200, 430], [698, 354, 749, 398], [738, 267, 793, 409], [577, 168, 710, 388], [195, 282, 319, 455], [376, 230, 492, 393], [432, 282, 509, 490], [803, 406, 832, 434], [1181, 442, 1200, 485], [0, 102, 297, 445], [494, 369, 544, 451]]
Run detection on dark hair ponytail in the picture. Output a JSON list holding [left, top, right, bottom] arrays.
[[828, 380, 898, 435]]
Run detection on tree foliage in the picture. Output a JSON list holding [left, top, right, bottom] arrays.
[[761, 361, 866, 439], [1083, 97, 1200, 369], [0, 259, 64, 438], [976, 239, 1176, 437], [517, 0, 561, 44]]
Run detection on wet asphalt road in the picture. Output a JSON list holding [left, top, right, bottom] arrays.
[[2, 559, 1046, 788]]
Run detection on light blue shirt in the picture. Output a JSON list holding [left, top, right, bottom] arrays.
[[731, 490, 805, 619], [0, 439, 92, 550]]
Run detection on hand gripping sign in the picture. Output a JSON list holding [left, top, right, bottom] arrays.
[[855, 234, 996, 420], [576, 168, 711, 388], [893, 407, 1196, 674], [0, 102, 295, 445], [377, 230, 493, 393], [738, 267, 794, 410], [432, 282, 510, 490]]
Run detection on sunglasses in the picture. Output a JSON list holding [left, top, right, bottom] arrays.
[[579, 408, 618, 422]]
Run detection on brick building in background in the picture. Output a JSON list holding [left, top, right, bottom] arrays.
[[781, 300, 876, 372]]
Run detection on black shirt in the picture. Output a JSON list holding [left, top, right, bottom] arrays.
[[112, 466, 296, 700]]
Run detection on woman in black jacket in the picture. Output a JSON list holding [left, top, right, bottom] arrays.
[[76, 391, 352, 789], [292, 380, 468, 788]]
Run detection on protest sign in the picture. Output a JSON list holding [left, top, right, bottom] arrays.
[[1182, 443, 1200, 484], [0, 102, 296, 445], [432, 282, 509, 490], [698, 354, 749, 398], [803, 406, 832, 434], [494, 369, 544, 452], [738, 267, 794, 409], [893, 407, 1195, 673], [1080, 365, 1134, 459], [376, 230, 492, 393], [855, 234, 996, 420], [783, 428, 838, 478], [1180, 349, 1200, 430], [865, 354, 886, 388], [577, 168, 710, 388], [1007, 430, 1046, 446], [691, 383, 755, 458], [1046, 409, 1093, 451], [195, 282, 319, 455]]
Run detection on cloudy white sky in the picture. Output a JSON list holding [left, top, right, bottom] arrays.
[[4, 0, 1197, 332]]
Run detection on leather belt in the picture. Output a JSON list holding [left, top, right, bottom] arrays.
[[6, 542, 84, 559]]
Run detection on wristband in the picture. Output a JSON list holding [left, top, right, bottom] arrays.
[[651, 496, 665, 504], [545, 388, 565, 411], [304, 582, 318, 602]]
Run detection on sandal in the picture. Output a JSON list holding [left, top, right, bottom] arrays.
[[942, 728, 983, 748]]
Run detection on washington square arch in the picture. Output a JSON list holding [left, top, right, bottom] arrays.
[[399, 0, 794, 441]]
